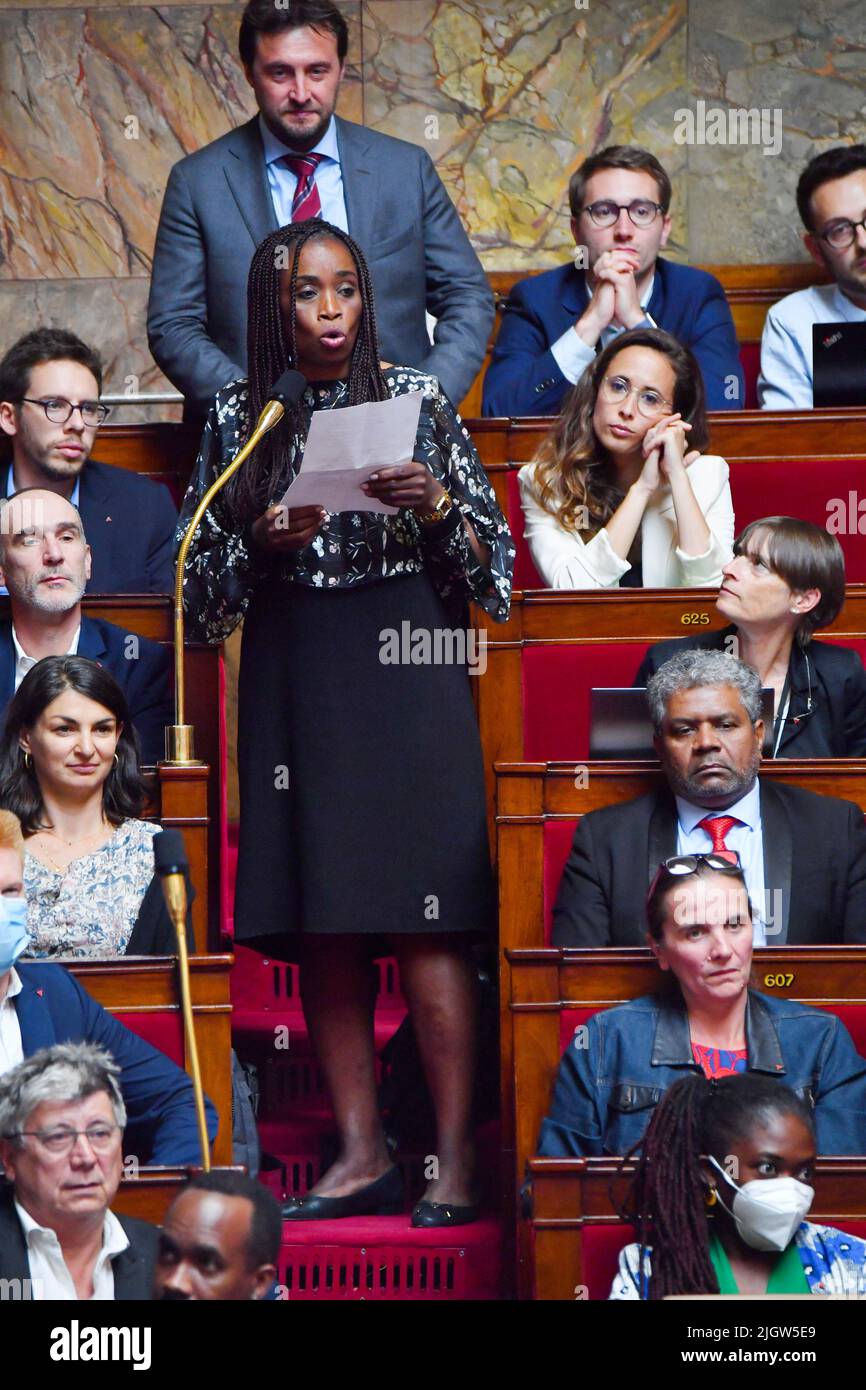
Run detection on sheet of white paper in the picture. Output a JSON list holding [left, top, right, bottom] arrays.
[[279, 391, 424, 515]]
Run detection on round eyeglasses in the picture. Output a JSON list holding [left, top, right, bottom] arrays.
[[581, 199, 663, 229], [819, 214, 866, 250], [20, 397, 110, 427], [599, 374, 671, 418], [13, 1123, 120, 1155]]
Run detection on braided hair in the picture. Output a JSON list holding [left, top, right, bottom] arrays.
[[621, 1072, 814, 1299], [230, 218, 390, 524]]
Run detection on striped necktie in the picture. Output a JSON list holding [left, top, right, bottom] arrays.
[[280, 152, 325, 222]]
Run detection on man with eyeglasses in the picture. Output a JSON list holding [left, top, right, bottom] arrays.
[[0, 328, 177, 593], [759, 145, 866, 409], [552, 649, 866, 948], [0, 1042, 159, 1299], [482, 145, 743, 416]]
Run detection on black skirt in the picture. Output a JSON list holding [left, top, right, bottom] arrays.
[[234, 572, 494, 945]]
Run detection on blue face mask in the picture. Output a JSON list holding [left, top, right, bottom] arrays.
[[0, 897, 29, 974]]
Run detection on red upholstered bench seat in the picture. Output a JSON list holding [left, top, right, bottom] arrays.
[[518, 637, 866, 767], [114, 1011, 184, 1065], [523, 643, 651, 761]]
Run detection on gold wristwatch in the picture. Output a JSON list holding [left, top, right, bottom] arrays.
[[417, 490, 454, 525]]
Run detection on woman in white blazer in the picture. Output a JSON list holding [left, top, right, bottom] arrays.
[[518, 327, 734, 589]]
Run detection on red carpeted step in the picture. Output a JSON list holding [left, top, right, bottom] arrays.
[[276, 1214, 502, 1301]]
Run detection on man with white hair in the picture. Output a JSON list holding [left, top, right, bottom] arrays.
[[553, 649, 866, 946], [0, 1042, 158, 1299]]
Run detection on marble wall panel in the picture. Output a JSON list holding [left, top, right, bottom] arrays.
[[363, 0, 688, 269], [2, 0, 865, 410], [0, 277, 181, 419], [689, 0, 866, 263], [0, 3, 361, 279]]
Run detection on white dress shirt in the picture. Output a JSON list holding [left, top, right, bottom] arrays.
[[517, 454, 734, 589], [260, 115, 348, 232], [0, 968, 24, 1073], [15, 1199, 129, 1300], [12, 624, 80, 692], [675, 780, 768, 945], [550, 275, 656, 385], [758, 282, 866, 410]]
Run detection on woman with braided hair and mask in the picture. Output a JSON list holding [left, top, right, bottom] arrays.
[[610, 1071, 866, 1299], [177, 219, 513, 1227]]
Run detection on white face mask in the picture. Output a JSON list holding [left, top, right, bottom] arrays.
[[709, 1155, 814, 1253]]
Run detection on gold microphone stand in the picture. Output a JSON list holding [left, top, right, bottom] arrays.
[[162, 395, 290, 1170], [165, 395, 289, 766], [162, 869, 211, 1172]]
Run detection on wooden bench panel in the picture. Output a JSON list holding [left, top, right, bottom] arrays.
[[113, 1166, 245, 1224]]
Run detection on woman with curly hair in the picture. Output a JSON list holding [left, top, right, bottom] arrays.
[[518, 326, 734, 588]]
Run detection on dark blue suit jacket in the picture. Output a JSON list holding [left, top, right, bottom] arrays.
[[482, 257, 744, 416], [0, 616, 172, 765], [13, 962, 218, 1165], [3, 460, 178, 594]]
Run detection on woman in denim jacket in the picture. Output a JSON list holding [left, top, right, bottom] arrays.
[[538, 855, 866, 1156]]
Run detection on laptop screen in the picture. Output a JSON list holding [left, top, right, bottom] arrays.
[[812, 321, 866, 407]]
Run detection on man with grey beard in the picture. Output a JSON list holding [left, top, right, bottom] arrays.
[[552, 649, 866, 946], [0, 490, 172, 763]]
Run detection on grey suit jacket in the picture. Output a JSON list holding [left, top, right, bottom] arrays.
[[147, 116, 493, 413]]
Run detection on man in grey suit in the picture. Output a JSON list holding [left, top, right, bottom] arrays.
[[147, 0, 493, 417]]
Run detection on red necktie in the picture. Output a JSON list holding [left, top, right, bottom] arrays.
[[280, 153, 325, 221], [697, 815, 743, 864]]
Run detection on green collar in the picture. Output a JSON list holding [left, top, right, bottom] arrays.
[[708, 1229, 809, 1294]]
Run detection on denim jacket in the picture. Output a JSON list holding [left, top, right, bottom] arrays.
[[537, 989, 866, 1157]]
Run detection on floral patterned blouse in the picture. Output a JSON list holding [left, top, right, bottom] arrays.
[[176, 367, 514, 644], [23, 819, 160, 959], [609, 1222, 866, 1299]]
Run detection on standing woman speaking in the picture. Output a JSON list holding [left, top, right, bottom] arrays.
[[177, 219, 514, 1226]]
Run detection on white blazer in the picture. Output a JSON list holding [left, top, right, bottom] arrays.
[[517, 454, 735, 590]]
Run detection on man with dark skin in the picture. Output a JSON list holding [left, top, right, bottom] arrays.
[[656, 682, 762, 811], [154, 1171, 281, 1301], [552, 649, 866, 946]]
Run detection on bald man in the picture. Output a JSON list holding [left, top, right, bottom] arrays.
[[0, 489, 172, 763]]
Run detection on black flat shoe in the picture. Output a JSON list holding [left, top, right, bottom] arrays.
[[282, 1166, 404, 1221], [410, 1199, 480, 1228]]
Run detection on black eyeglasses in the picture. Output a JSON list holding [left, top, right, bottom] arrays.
[[818, 214, 866, 250], [581, 199, 664, 229], [20, 397, 110, 427]]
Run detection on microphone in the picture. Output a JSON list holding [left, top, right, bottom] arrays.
[[153, 829, 211, 1171], [167, 370, 308, 766], [153, 827, 188, 924]]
